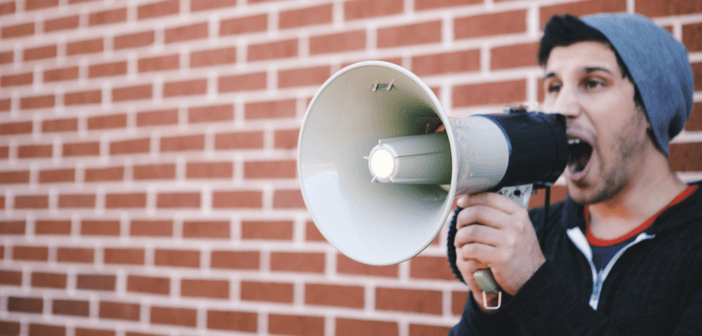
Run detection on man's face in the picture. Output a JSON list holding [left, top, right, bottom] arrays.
[[541, 41, 650, 204]]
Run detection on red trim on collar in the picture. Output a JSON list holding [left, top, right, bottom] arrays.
[[586, 185, 698, 247]]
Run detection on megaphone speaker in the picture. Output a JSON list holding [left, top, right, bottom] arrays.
[[297, 61, 567, 306]]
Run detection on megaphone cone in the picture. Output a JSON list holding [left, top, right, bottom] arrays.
[[298, 61, 567, 269]]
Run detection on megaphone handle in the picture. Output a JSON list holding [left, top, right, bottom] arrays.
[[474, 269, 502, 310]]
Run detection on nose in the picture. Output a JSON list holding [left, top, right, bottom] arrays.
[[543, 86, 581, 120]]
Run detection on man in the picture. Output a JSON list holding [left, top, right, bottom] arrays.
[[449, 13, 701, 335]]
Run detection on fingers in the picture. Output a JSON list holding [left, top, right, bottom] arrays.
[[453, 223, 502, 248], [456, 241, 498, 263], [457, 192, 524, 214], [456, 204, 513, 230]]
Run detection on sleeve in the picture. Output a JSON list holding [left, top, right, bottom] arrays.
[[449, 291, 518, 336]]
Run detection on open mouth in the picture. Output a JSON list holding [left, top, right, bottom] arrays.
[[567, 138, 593, 175]]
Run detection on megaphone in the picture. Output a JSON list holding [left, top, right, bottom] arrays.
[[297, 61, 567, 308]]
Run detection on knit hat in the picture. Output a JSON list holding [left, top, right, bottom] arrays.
[[580, 13, 694, 155]]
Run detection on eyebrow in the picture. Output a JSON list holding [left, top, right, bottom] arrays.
[[542, 66, 616, 81]]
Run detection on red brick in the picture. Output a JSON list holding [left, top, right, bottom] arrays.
[[378, 21, 441, 48], [0, 2, 16, 15], [686, 102, 702, 131], [24, 45, 57, 61], [2, 22, 34, 38], [528, 186, 568, 209], [105, 193, 147, 208], [491, 42, 539, 70], [409, 256, 456, 280], [218, 72, 266, 92], [89, 61, 127, 78], [114, 31, 155, 50], [670, 142, 702, 172], [455, 10, 526, 40], [640, 0, 702, 17], [273, 189, 305, 208], [186, 161, 233, 179], [336, 254, 398, 277], [58, 194, 95, 208], [130, 220, 173, 237], [52, 299, 89, 316], [273, 129, 298, 149], [65, 90, 101, 105], [154, 249, 200, 268], [1, 72, 33, 86], [26, 0, 58, 10], [137, 108, 178, 126], [99, 301, 140, 321], [310, 30, 365, 55], [240, 281, 293, 303], [161, 134, 204, 152], [18, 144, 52, 159], [64, 141, 100, 157], [188, 104, 233, 123], [44, 15, 79, 32], [279, 66, 330, 88], [81, 219, 120, 236], [1, 220, 26, 235], [28, 323, 65, 336], [127, 275, 170, 295], [0, 322, 20, 336], [138, 0, 179, 20], [345, 0, 402, 20], [35, 220, 70, 235], [42, 118, 77, 133], [191, 0, 237, 12], [409, 324, 452, 336], [89, 7, 127, 26], [88, 113, 127, 130], [113, 84, 153, 101], [7, 297, 43, 313], [683, 23, 702, 52], [416, 0, 480, 10], [280, 4, 332, 29], [151, 306, 197, 327], [269, 314, 324, 336], [453, 79, 526, 107], [44, 66, 79, 82], [220, 14, 267, 36], [75, 328, 115, 336], [0, 147, 7, 159], [246, 99, 296, 119], [694, 62, 702, 91], [336, 318, 398, 336], [305, 284, 364, 308], [77, 274, 116, 291], [0, 121, 32, 135], [20, 94, 54, 109], [181, 278, 229, 299], [0, 51, 13, 64], [376, 287, 442, 315], [271, 252, 325, 274], [190, 47, 236, 67], [540, 0, 626, 27], [57, 247, 94, 263], [31, 271, 67, 288], [104, 248, 145, 265], [248, 39, 297, 61], [244, 160, 296, 179], [85, 166, 123, 182], [0, 98, 10, 110], [134, 164, 175, 180], [210, 250, 260, 270], [0, 270, 22, 286], [110, 138, 150, 155], [212, 190, 262, 208], [207, 310, 258, 332], [412, 49, 480, 76], [165, 22, 207, 44], [451, 290, 469, 315], [0, 171, 30, 184], [241, 220, 293, 240], [156, 192, 200, 208], [305, 221, 325, 242], [66, 38, 103, 55], [215, 131, 264, 149], [14, 195, 48, 209], [138, 54, 179, 73], [183, 220, 230, 239]]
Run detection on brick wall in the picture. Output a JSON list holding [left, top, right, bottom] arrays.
[[1, 0, 701, 335]]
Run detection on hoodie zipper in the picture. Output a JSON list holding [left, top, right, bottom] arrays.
[[566, 227, 655, 310]]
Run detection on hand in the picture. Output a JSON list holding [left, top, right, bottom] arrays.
[[454, 193, 545, 299]]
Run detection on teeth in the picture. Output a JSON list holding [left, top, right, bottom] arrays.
[[568, 139, 581, 145]]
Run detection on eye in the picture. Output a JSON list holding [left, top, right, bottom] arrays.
[[583, 78, 604, 89], [547, 82, 561, 93]]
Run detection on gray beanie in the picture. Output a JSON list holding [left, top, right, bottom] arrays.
[[580, 13, 694, 155]]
